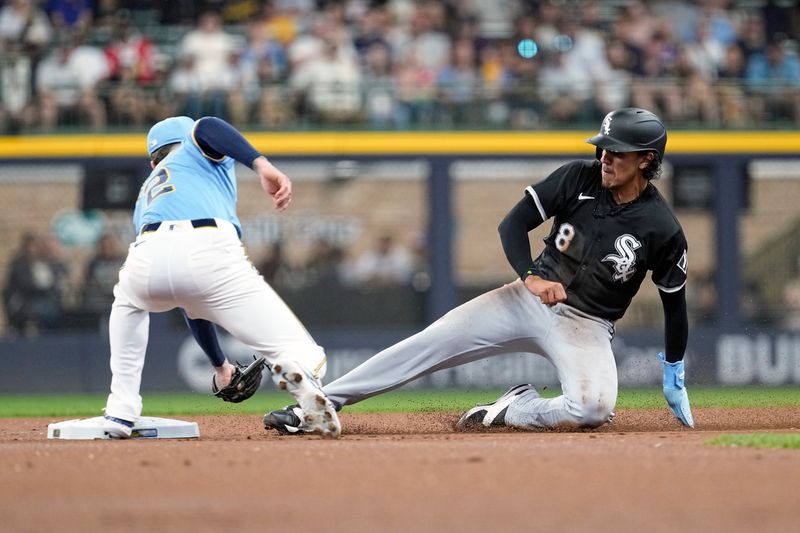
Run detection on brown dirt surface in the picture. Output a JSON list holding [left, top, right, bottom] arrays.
[[1, 407, 799, 533]]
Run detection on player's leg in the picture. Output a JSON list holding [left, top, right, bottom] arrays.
[[104, 284, 150, 424], [181, 227, 327, 378], [322, 279, 554, 408], [103, 235, 178, 426], [189, 275, 327, 379], [181, 228, 339, 436], [503, 307, 617, 429]]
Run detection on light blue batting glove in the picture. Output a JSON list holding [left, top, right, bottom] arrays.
[[658, 352, 694, 428]]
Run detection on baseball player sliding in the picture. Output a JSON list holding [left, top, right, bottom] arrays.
[[101, 116, 340, 438], [265, 107, 693, 433]]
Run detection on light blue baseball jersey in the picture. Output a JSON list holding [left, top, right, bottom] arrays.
[[133, 126, 242, 234]]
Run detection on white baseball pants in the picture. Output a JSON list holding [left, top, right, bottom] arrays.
[[105, 219, 326, 422], [324, 279, 618, 429]]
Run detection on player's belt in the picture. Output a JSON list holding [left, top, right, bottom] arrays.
[[139, 218, 218, 235]]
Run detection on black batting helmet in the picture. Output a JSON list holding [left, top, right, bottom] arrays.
[[586, 108, 667, 161]]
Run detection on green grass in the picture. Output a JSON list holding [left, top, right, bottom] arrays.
[[706, 433, 800, 449], [1, 386, 799, 418]]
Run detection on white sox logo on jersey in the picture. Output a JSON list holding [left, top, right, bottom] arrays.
[[602, 234, 642, 282]]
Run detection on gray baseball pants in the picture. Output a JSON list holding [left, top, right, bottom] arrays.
[[323, 279, 618, 429]]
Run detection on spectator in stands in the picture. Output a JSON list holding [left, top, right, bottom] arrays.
[[0, 1, 50, 133], [474, 42, 512, 127], [44, 0, 93, 33], [458, 0, 514, 40], [1, 0, 794, 132], [736, 10, 767, 59], [717, 42, 749, 126], [594, 37, 633, 113], [0, 0, 53, 53], [104, 10, 156, 84], [2, 232, 69, 337], [35, 32, 108, 131], [403, 2, 451, 73], [557, 14, 613, 121], [392, 47, 439, 128], [257, 85, 293, 129], [353, 4, 391, 60], [652, 0, 699, 44], [104, 10, 157, 127], [684, 17, 726, 82], [698, 0, 738, 48], [629, 23, 683, 122], [537, 47, 593, 125], [0, 41, 37, 133], [235, 19, 289, 127], [745, 37, 800, 125], [528, 0, 560, 52], [362, 42, 399, 129], [347, 233, 413, 288], [674, 46, 720, 124], [285, 13, 324, 68], [450, 11, 489, 70], [503, 16, 543, 128], [80, 233, 124, 314], [167, 52, 203, 118], [176, 10, 241, 118], [256, 241, 289, 286], [437, 38, 481, 126], [304, 239, 346, 287], [613, 0, 658, 57], [290, 30, 362, 124]]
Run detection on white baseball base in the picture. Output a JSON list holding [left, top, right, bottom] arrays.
[[47, 416, 200, 440]]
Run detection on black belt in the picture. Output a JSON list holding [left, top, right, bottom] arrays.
[[139, 218, 218, 235]]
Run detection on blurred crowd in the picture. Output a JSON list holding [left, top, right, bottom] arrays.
[[2, 230, 123, 336], [1, 228, 428, 337], [1, 0, 799, 134]]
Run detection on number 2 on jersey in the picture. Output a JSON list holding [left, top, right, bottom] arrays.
[[143, 168, 176, 206]]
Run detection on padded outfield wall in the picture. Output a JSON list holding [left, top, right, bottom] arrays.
[[1, 131, 800, 391]]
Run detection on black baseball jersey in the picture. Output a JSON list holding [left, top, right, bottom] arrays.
[[525, 160, 688, 321]]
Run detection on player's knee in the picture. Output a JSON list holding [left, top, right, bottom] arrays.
[[570, 396, 615, 428]]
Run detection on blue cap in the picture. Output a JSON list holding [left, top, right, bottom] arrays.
[[146, 116, 195, 156]]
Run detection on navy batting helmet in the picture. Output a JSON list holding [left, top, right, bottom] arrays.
[[586, 108, 667, 161]]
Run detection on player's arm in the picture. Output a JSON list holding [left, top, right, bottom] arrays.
[[498, 196, 566, 305], [659, 287, 688, 363], [658, 286, 694, 427], [182, 312, 226, 367], [498, 196, 543, 278], [193, 117, 292, 211]]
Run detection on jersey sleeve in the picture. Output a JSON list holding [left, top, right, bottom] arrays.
[[191, 117, 261, 168], [651, 229, 688, 293], [525, 161, 591, 220]]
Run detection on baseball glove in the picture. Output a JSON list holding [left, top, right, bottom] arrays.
[[212, 356, 267, 403]]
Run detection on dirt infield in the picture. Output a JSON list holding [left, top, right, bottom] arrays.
[[1, 408, 799, 533]]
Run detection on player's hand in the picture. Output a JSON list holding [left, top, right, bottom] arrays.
[[524, 275, 567, 306], [254, 157, 292, 211], [658, 352, 694, 428]]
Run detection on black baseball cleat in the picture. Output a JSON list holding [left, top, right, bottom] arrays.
[[456, 384, 537, 430], [263, 404, 306, 435]]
